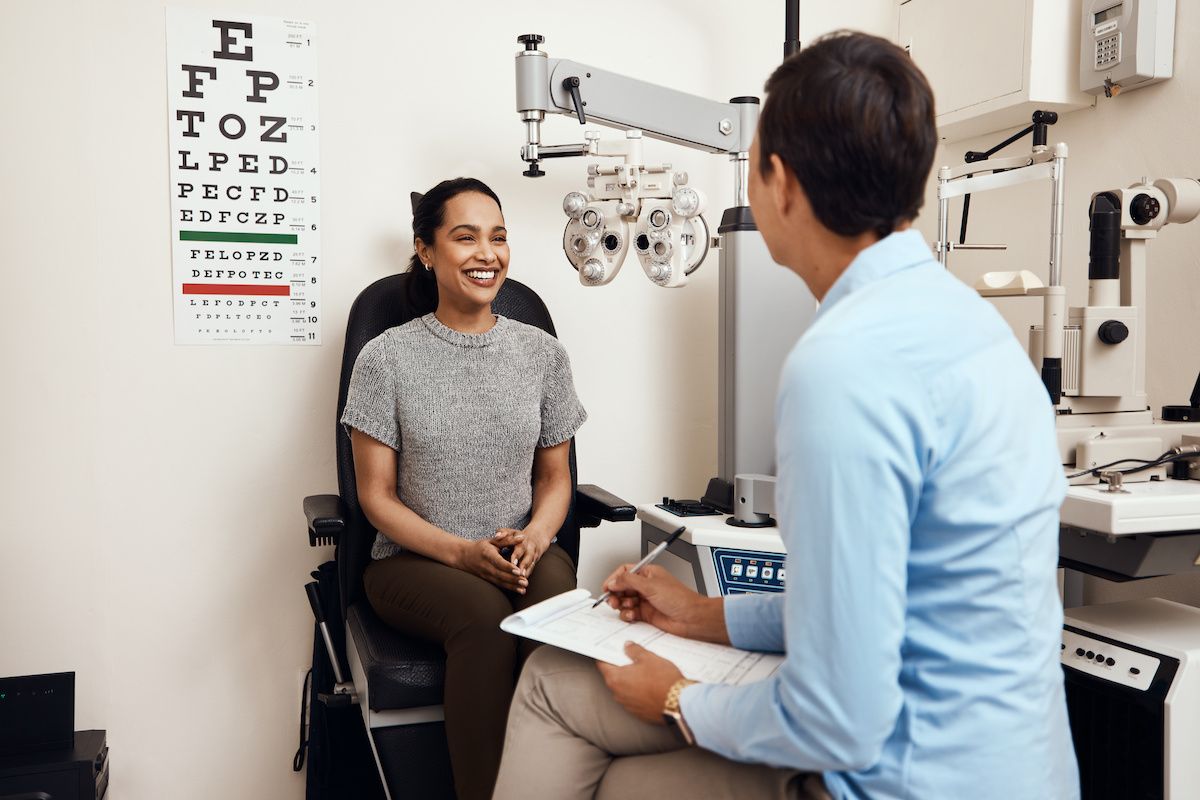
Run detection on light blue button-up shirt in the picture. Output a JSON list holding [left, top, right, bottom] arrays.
[[681, 230, 1079, 799]]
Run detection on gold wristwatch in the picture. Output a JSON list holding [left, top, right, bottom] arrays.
[[661, 678, 699, 745]]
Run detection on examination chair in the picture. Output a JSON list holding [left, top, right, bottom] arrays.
[[302, 272, 635, 799]]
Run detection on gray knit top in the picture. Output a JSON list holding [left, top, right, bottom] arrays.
[[340, 313, 587, 560]]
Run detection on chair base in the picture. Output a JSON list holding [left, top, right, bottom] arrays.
[[346, 621, 456, 800], [372, 722, 456, 800]]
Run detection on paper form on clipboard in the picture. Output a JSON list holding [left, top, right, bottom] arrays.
[[501, 588, 782, 685]]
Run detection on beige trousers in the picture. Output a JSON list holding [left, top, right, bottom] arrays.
[[493, 646, 831, 800]]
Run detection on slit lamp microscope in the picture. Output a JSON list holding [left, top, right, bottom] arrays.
[[936, 112, 1200, 590]]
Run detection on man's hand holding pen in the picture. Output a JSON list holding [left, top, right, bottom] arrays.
[[602, 565, 697, 635], [601, 563, 733, 644]]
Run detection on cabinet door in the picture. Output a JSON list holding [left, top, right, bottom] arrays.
[[899, 0, 1028, 116]]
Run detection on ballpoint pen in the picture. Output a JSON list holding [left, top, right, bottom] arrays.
[[592, 525, 687, 608]]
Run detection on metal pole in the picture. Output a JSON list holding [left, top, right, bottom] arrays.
[[784, 0, 801, 59], [1049, 149, 1067, 287], [733, 153, 750, 208], [1040, 144, 1069, 406], [937, 167, 950, 267]]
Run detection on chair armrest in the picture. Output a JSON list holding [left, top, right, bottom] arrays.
[[304, 494, 347, 546], [576, 484, 636, 529]]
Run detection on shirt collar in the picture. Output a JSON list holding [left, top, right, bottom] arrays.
[[816, 228, 935, 319]]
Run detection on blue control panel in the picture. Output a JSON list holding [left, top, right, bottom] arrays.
[[712, 548, 787, 595]]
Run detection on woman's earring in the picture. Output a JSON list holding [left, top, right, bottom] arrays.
[[423, 262, 432, 271]]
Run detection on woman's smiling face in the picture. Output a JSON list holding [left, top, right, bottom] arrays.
[[417, 191, 510, 311]]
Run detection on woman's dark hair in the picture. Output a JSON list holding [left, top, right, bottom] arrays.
[[757, 31, 937, 239], [406, 177, 504, 314]]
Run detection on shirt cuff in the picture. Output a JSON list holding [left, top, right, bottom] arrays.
[[679, 680, 752, 760], [724, 592, 786, 653], [340, 410, 400, 451]]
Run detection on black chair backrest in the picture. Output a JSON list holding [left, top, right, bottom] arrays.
[[333, 273, 581, 621]]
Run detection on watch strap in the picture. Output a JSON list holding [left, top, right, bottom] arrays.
[[663, 677, 698, 714]]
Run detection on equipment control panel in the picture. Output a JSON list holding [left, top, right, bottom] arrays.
[[1061, 626, 1162, 689], [657, 498, 723, 517], [713, 548, 786, 594]]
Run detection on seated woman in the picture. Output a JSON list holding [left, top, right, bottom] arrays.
[[340, 177, 586, 800]]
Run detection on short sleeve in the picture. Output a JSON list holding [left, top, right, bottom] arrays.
[[539, 338, 587, 448], [340, 335, 401, 450]]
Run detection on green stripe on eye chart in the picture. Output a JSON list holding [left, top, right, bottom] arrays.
[[179, 231, 299, 244]]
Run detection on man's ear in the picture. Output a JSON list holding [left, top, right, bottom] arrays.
[[768, 152, 796, 218]]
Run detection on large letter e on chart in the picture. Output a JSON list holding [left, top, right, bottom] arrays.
[[212, 20, 253, 61]]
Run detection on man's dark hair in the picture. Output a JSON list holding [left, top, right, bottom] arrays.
[[758, 31, 936, 239]]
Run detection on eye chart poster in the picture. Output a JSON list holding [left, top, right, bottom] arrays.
[[166, 10, 321, 345]]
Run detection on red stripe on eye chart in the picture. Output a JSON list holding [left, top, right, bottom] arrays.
[[182, 284, 291, 296]]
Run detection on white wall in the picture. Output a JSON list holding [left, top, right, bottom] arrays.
[[912, 4, 1200, 606], [0, 2, 894, 799]]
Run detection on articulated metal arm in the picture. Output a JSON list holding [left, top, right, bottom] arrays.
[[514, 34, 757, 177]]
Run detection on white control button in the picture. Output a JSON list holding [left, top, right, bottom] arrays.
[[729, 563, 743, 577], [762, 567, 774, 580], [777, 568, 786, 582], [746, 566, 759, 578]]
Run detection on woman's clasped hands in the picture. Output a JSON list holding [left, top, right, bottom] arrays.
[[499, 525, 553, 576], [454, 527, 553, 594]]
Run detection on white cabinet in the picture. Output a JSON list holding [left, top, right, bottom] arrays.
[[898, 0, 1094, 141]]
